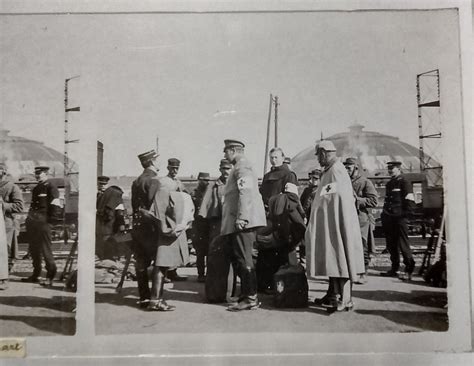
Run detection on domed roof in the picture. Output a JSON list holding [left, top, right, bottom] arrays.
[[0, 128, 74, 179], [292, 124, 438, 179]]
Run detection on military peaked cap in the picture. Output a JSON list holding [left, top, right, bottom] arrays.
[[315, 140, 337, 153], [308, 168, 322, 178], [138, 150, 158, 163], [168, 158, 181, 167], [223, 139, 245, 149], [97, 175, 110, 183], [343, 157, 359, 166], [283, 157, 291, 164], [219, 159, 232, 169], [34, 166, 50, 173], [387, 161, 402, 167], [197, 172, 210, 180]]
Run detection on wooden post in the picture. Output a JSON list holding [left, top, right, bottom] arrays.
[[263, 94, 273, 175]]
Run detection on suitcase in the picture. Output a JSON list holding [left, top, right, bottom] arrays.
[[273, 264, 308, 308], [205, 235, 236, 303]]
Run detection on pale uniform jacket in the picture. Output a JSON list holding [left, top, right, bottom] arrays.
[[160, 175, 186, 193], [221, 156, 266, 235], [0, 180, 23, 259], [0, 203, 8, 279], [305, 159, 365, 280]]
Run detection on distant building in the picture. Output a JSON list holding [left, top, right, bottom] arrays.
[[291, 124, 440, 184]]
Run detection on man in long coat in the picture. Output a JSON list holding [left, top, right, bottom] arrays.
[[131, 150, 160, 308], [221, 139, 266, 311], [305, 141, 365, 312], [0, 163, 24, 286], [199, 159, 235, 302], [343, 157, 378, 284]]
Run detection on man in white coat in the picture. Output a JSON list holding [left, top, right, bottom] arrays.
[[305, 140, 365, 312]]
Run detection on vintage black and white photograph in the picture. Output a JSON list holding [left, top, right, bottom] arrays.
[[91, 9, 464, 337], [0, 30, 80, 335], [0, 0, 472, 362]]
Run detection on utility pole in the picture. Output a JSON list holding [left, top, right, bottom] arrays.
[[263, 94, 273, 175], [273, 95, 279, 147]]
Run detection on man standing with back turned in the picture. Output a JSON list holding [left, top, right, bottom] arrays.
[[221, 139, 266, 311]]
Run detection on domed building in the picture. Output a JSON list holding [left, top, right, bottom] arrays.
[[0, 128, 71, 179], [291, 124, 440, 185]]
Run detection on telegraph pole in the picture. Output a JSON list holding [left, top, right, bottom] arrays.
[[274, 95, 279, 147], [263, 94, 273, 175]]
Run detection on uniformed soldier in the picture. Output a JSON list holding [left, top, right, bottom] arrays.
[[160, 158, 186, 192], [131, 150, 160, 308], [96, 177, 126, 260], [0, 163, 24, 275], [96, 175, 110, 205], [300, 169, 322, 219], [343, 157, 378, 284], [191, 172, 211, 282], [380, 161, 416, 281], [161, 158, 188, 282], [22, 166, 62, 286], [221, 139, 266, 311]]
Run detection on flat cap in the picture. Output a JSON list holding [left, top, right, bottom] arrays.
[[197, 172, 210, 180], [97, 175, 110, 183], [34, 166, 50, 173], [138, 150, 158, 163], [219, 159, 232, 169], [315, 140, 337, 152], [168, 158, 181, 167], [308, 168, 322, 178], [387, 161, 402, 167], [224, 139, 245, 149], [343, 157, 359, 166]]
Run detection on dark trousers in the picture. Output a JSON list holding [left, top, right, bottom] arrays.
[[193, 222, 210, 276], [26, 220, 57, 279], [229, 229, 258, 299], [132, 225, 157, 301], [382, 215, 415, 273]]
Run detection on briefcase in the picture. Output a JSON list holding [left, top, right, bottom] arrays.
[[273, 264, 308, 308]]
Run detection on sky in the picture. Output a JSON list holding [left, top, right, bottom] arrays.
[[0, 9, 462, 178]]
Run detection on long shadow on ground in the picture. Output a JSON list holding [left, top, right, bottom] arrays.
[[352, 289, 447, 308], [354, 309, 448, 332], [0, 315, 75, 336], [0, 296, 75, 312]]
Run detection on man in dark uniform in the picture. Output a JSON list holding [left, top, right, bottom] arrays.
[[222, 139, 266, 311], [260, 147, 298, 207], [131, 150, 160, 308], [343, 157, 378, 284], [22, 166, 62, 286], [380, 161, 416, 281], [96, 176, 126, 260], [191, 172, 211, 282], [300, 168, 321, 219], [96, 175, 110, 204]]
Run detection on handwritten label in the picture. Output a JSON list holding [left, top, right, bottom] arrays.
[[0, 339, 26, 358]]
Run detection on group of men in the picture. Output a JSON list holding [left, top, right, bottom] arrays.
[[1, 164, 62, 289], [96, 136, 418, 313]]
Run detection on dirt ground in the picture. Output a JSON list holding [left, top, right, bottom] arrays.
[[0, 244, 76, 337], [95, 238, 448, 334]]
